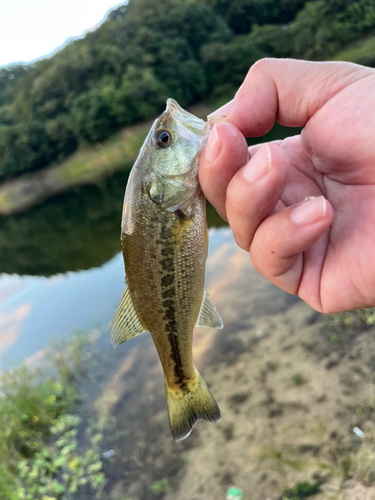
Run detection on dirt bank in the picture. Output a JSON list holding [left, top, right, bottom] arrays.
[[89, 229, 375, 500]]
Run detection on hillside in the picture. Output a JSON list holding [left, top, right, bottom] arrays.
[[1, 0, 375, 183]]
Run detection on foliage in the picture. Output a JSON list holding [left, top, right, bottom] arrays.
[[329, 308, 375, 335], [0, 334, 114, 500], [149, 478, 171, 495], [282, 480, 321, 499], [70, 89, 114, 144], [291, 373, 305, 386], [1, 0, 375, 181], [17, 414, 107, 500], [0, 66, 29, 106], [101, 66, 168, 127], [0, 0, 228, 180], [334, 35, 375, 67], [205, 0, 309, 34], [289, 0, 375, 59]]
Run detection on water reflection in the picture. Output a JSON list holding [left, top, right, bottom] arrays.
[[0, 228, 230, 368], [0, 122, 299, 278], [0, 170, 129, 276], [0, 162, 227, 367], [0, 254, 125, 367]]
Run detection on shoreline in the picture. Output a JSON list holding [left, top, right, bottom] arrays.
[[0, 102, 215, 216], [0, 122, 149, 216]]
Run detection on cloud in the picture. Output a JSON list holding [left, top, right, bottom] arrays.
[[0, 303, 32, 353], [0, 0, 124, 66]]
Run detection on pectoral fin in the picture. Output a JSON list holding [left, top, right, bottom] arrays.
[[110, 281, 146, 347], [196, 291, 223, 329]]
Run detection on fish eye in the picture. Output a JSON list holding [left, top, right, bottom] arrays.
[[155, 129, 172, 149]]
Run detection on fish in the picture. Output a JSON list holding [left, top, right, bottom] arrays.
[[110, 99, 223, 441]]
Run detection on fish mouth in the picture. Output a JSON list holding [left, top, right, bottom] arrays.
[[165, 99, 211, 138]]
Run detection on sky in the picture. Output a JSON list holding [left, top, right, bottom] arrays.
[[0, 0, 125, 67]]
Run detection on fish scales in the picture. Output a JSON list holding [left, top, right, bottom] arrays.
[[111, 99, 223, 441], [123, 193, 206, 389]]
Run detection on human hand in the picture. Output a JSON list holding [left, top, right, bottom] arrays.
[[199, 58, 375, 314]]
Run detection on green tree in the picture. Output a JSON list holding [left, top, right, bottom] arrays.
[[206, 0, 309, 34], [70, 89, 114, 143], [1, 0, 374, 181], [101, 66, 168, 126]]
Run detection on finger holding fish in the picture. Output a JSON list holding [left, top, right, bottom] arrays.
[[199, 123, 333, 309], [199, 122, 249, 221]]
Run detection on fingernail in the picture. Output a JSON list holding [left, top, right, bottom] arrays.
[[242, 145, 272, 182], [291, 196, 327, 225], [207, 99, 235, 125], [205, 125, 222, 163]]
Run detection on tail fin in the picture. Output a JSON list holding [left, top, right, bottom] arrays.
[[166, 369, 221, 442]]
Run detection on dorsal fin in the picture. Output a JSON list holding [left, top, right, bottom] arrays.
[[196, 291, 223, 329], [110, 281, 146, 347]]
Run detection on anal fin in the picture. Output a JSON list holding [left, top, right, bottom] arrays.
[[196, 291, 223, 329], [110, 281, 146, 347]]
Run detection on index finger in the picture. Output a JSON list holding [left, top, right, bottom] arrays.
[[208, 58, 373, 136]]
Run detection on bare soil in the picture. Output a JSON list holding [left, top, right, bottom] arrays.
[[91, 229, 375, 500]]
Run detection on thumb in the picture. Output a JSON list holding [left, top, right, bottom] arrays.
[[208, 58, 373, 135]]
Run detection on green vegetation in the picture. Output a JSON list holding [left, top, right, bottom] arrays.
[[291, 373, 305, 386], [321, 308, 375, 348], [332, 308, 375, 330], [282, 480, 321, 499], [149, 478, 171, 495], [1, 0, 375, 182], [334, 35, 375, 66], [0, 333, 114, 499], [328, 403, 375, 485]]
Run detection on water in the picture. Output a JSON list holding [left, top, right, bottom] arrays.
[[0, 168, 227, 368], [0, 121, 301, 371]]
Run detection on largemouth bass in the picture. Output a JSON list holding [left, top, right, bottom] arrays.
[[111, 99, 223, 441]]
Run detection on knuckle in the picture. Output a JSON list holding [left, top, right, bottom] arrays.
[[251, 57, 277, 73]]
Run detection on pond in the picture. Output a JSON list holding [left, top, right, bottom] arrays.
[[0, 168, 227, 368], [2, 122, 375, 499]]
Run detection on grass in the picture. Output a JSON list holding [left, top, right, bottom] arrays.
[[0, 331, 180, 500], [0, 123, 150, 214], [149, 478, 171, 495], [333, 36, 375, 66], [332, 308, 375, 330], [282, 480, 321, 499], [57, 125, 149, 186], [0, 332, 114, 500], [291, 373, 305, 386], [320, 308, 375, 351]]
